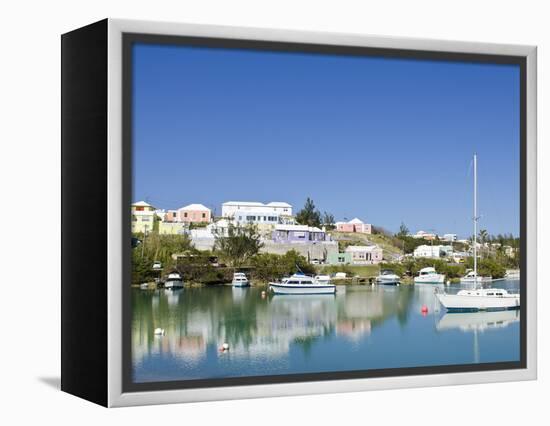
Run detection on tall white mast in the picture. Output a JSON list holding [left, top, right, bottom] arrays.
[[473, 153, 477, 286]]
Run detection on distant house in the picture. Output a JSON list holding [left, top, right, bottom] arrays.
[[442, 233, 457, 242], [335, 218, 372, 234], [327, 252, 352, 265], [163, 209, 179, 222], [413, 244, 453, 258], [411, 230, 437, 240], [131, 201, 156, 234], [177, 204, 211, 223], [345, 245, 383, 265], [272, 224, 329, 243], [222, 201, 292, 218]]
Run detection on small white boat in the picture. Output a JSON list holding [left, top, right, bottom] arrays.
[[314, 274, 331, 285], [269, 273, 336, 295], [139, 282, 150, 290], [414, 267, 445, 284], [436, 154, 520, 312], [460, 270, 492, 284], [232, 272, 250, 287], [164, 272, 184, 289], [376, 270, 400, 285]]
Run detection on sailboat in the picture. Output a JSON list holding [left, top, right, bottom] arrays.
[[436, 154, 520, 312]]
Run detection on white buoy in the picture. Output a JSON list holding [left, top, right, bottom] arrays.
[[154, 328, 165, 336], [446, 280, 451, 286], [222, 342, 229, 350]]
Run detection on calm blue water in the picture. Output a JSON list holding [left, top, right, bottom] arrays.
[[132, 280, 520, 383]]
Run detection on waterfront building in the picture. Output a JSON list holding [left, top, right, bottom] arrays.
[[327, 252, 353, 265], [222, 201, 292, 218], [131, 201, 157, 234], [335, 218, 372, 234], [272, 224, 329, 243], [413, 244, 454, 258], [345, 245, 383, 265], [177, 203, 211, 223]]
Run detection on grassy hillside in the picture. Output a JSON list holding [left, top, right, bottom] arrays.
[[329, 231, 403, 261]]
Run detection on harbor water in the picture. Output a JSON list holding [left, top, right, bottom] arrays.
[[132, 280, 520, 383]]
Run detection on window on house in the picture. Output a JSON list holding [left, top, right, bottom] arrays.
[[184, 212, 188, 217], [136, 206, 144, 211], [202, 213, 206, 218]]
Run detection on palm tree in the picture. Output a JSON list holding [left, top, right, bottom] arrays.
[[478, 229, 489, 258]]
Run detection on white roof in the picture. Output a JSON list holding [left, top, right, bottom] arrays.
[[179, 203, 210, 211], [345, 245, 380, 252], [132, 200, 154, 207], [266, 201, 292, 207], [275, 224, 323, 232], [348, 217, 364, 224], [223, 201, 265, 206]]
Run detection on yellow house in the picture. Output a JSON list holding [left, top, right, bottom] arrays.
[[131, 201, 156, 234], [159, 222, 187, 235]]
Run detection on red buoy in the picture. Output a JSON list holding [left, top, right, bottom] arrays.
[[421, 305, 428, 314]]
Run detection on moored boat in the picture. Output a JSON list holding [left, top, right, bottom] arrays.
[[164, 272, 184, 289], [269, 273, 336, 295], [376, 269, 400, 285], [232, 272, 250, 287], [414, 267, 445, 284], [436, 288, 519, 311], [460, 270, 492, 284]]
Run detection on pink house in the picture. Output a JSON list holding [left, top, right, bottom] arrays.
[[163, 209, 179, 222], [336, 218, 372, 234], [177, 204, 211, 223]]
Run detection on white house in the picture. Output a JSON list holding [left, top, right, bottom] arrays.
[[345, 245, 383, 265], [413, 245, 454, 258], [442, 233, 458, 242], [222, 201, 292, 218]]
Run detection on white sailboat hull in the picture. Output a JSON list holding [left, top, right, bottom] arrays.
[[269, 283, 336, 295], [436, 292, 520, 311], [460, 276, 492, 284]]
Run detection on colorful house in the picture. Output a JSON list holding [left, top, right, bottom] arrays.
[[345, 245, 383, 265], [272, 224, 329, 243], [336, 218, 372, 234], [131, 201, 157, 234], [177, 204, 211, 223], [413, 245, 453, 258]]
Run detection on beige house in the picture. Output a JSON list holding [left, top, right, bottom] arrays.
[[345, 245, 383, 265]]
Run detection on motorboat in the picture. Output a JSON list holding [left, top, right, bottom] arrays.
[[375, 269, 400, 285], [460, 270, 492, 284], [164, 272, 184, 289], [436, 154, 520, 311], [414, 267, 445, 284], [232, 272, 250, 287], [269, 273, 336, 295]]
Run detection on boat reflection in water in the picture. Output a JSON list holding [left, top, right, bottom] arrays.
[[437, 309, 520, 332]]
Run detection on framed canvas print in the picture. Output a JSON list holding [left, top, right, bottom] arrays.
[[61, 19, 537, 407]]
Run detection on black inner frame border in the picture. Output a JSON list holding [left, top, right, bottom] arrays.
[[122, 32, 527, 393]]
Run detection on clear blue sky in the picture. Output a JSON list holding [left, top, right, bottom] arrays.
[[132, 43, 520, 238]]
